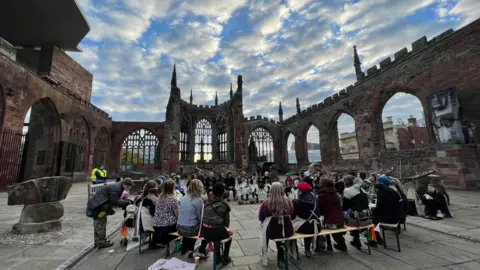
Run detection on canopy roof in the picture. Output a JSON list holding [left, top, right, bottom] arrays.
[[0, 0, 90, 52]]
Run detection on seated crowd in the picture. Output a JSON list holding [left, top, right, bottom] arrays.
[[91, 165, 452, 267]]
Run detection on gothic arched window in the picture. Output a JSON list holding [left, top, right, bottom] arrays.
[[194, 118, 212, 162], [65, 116, 89, 172], [93, 128, 109, 167], [121, 128, 159, 171], [248, 127, 274, 163], [217, 117, 227, 161], [179, 118, 191, 162]]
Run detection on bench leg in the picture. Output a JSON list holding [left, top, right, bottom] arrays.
[[382, 228, 387, 250], [284, 241, 289, 270], [213, 250, 218, 270], [396, 230, 401, 252]]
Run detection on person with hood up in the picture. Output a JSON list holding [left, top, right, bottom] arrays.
[[317, 177, 347, 251], [372, 175, 403, 246], [292, 182, 322, 257], [342, 176, 370, 249]]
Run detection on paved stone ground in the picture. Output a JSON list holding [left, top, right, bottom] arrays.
[[73, 201, 480, 270], [0, 182, 124, 270], [407, 190, 480, 242]]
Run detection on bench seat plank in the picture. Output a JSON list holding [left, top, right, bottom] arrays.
[[169, 232, 233, 243], [273, 225, 374, 242]]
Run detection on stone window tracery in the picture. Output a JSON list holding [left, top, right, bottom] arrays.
[[93, 128, 109, 167], [121, 129, 159, 171], [65, 117, 89, 172], [248, 127, 274, 163], [217, 117, 227, 161], [179, 118, 191, 162], [194, 118, 212, 162]]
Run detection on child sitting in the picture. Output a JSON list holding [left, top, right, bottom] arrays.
[[201, 184, 233, 266]]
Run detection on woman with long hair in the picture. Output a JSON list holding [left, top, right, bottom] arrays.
[[152, 180, 178, 248], [259, 182, 294, 266], [177, 179, 209, 259]]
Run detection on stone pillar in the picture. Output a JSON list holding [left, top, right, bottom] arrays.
[[431, 144, 480, 190], [355, 114, 384, 171]]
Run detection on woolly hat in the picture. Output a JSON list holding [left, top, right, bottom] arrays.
[[170, 173, 177, 178], [285, 172, 292, 177], [376, 175, 391, 186], [298, 182, 312, 192]]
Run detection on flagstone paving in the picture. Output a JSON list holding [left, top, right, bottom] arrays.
[[0, 182, 124, 270], [72, 203, 480, 270]]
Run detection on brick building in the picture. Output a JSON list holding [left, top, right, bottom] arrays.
[[1, 1, 480, 190], [397, 116, 430, 150]]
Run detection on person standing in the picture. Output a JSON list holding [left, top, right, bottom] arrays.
[[91, 164, 108, 184], [87, 178, 134, 248]]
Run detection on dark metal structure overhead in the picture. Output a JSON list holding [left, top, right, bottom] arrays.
[[0, 0, 90, 52]]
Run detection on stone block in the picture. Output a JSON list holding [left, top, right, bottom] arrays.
[[19, 201, 64, 223], [379, 57, 392, 68], [7, 176, 73, 205], [332, 93, 339, 100], [13, 219, 62, 234], [394, 47, 408, 60], [434, 29, 454, 41], [412, 36, 428, 52], [367, 65, 378, 76]]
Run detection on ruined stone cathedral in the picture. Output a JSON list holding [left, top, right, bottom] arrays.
[[1, 0, 480, 190]]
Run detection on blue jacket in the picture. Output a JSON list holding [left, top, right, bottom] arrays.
[[87, 182, 130, 211]]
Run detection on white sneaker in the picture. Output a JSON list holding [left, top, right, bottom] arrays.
[[436, 212, 445, 218]]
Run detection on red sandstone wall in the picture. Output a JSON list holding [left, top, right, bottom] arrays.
[[41, 46, 93, 102]]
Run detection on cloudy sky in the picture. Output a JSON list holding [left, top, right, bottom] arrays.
[[69, 0, 479, 139]]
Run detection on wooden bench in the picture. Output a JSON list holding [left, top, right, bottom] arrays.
[[168, 232, 233, 270], [378, 223, 401, 252], [273, 225, 374, 270]]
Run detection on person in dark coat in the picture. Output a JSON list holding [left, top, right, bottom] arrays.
[[372, 176, 403, 245], [421, 184, 452, 218], [224, 172, 236, 200], [87, 179, 134, 248], [202, 184, 233, 267], [317, 177, 347, 251], [292, 182, 321, 257], [342, 176, 370, 249]]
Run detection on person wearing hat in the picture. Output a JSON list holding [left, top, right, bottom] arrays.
[[292, 182, 321, 257], [284, 172, 294, 197], [371, 175, 403, 246]]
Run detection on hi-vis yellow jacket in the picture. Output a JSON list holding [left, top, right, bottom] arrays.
[[91, 168, 107, 182]]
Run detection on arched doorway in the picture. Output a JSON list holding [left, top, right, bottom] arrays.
[[286, 133, 296, 164], [20, 98, 61, 181], [120, 128, 160, 172], [306, 124, 322, 163], [336, 113, 359, 160], [382, 93, 428, 150], [93, 128, 109, 168], [249, 127, 274, 163]]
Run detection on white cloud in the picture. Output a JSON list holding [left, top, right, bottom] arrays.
[[449, 0, 480, 26], [68, 0, 478, 126]]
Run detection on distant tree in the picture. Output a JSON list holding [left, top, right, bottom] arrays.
[[121, 149, 144, 164]]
